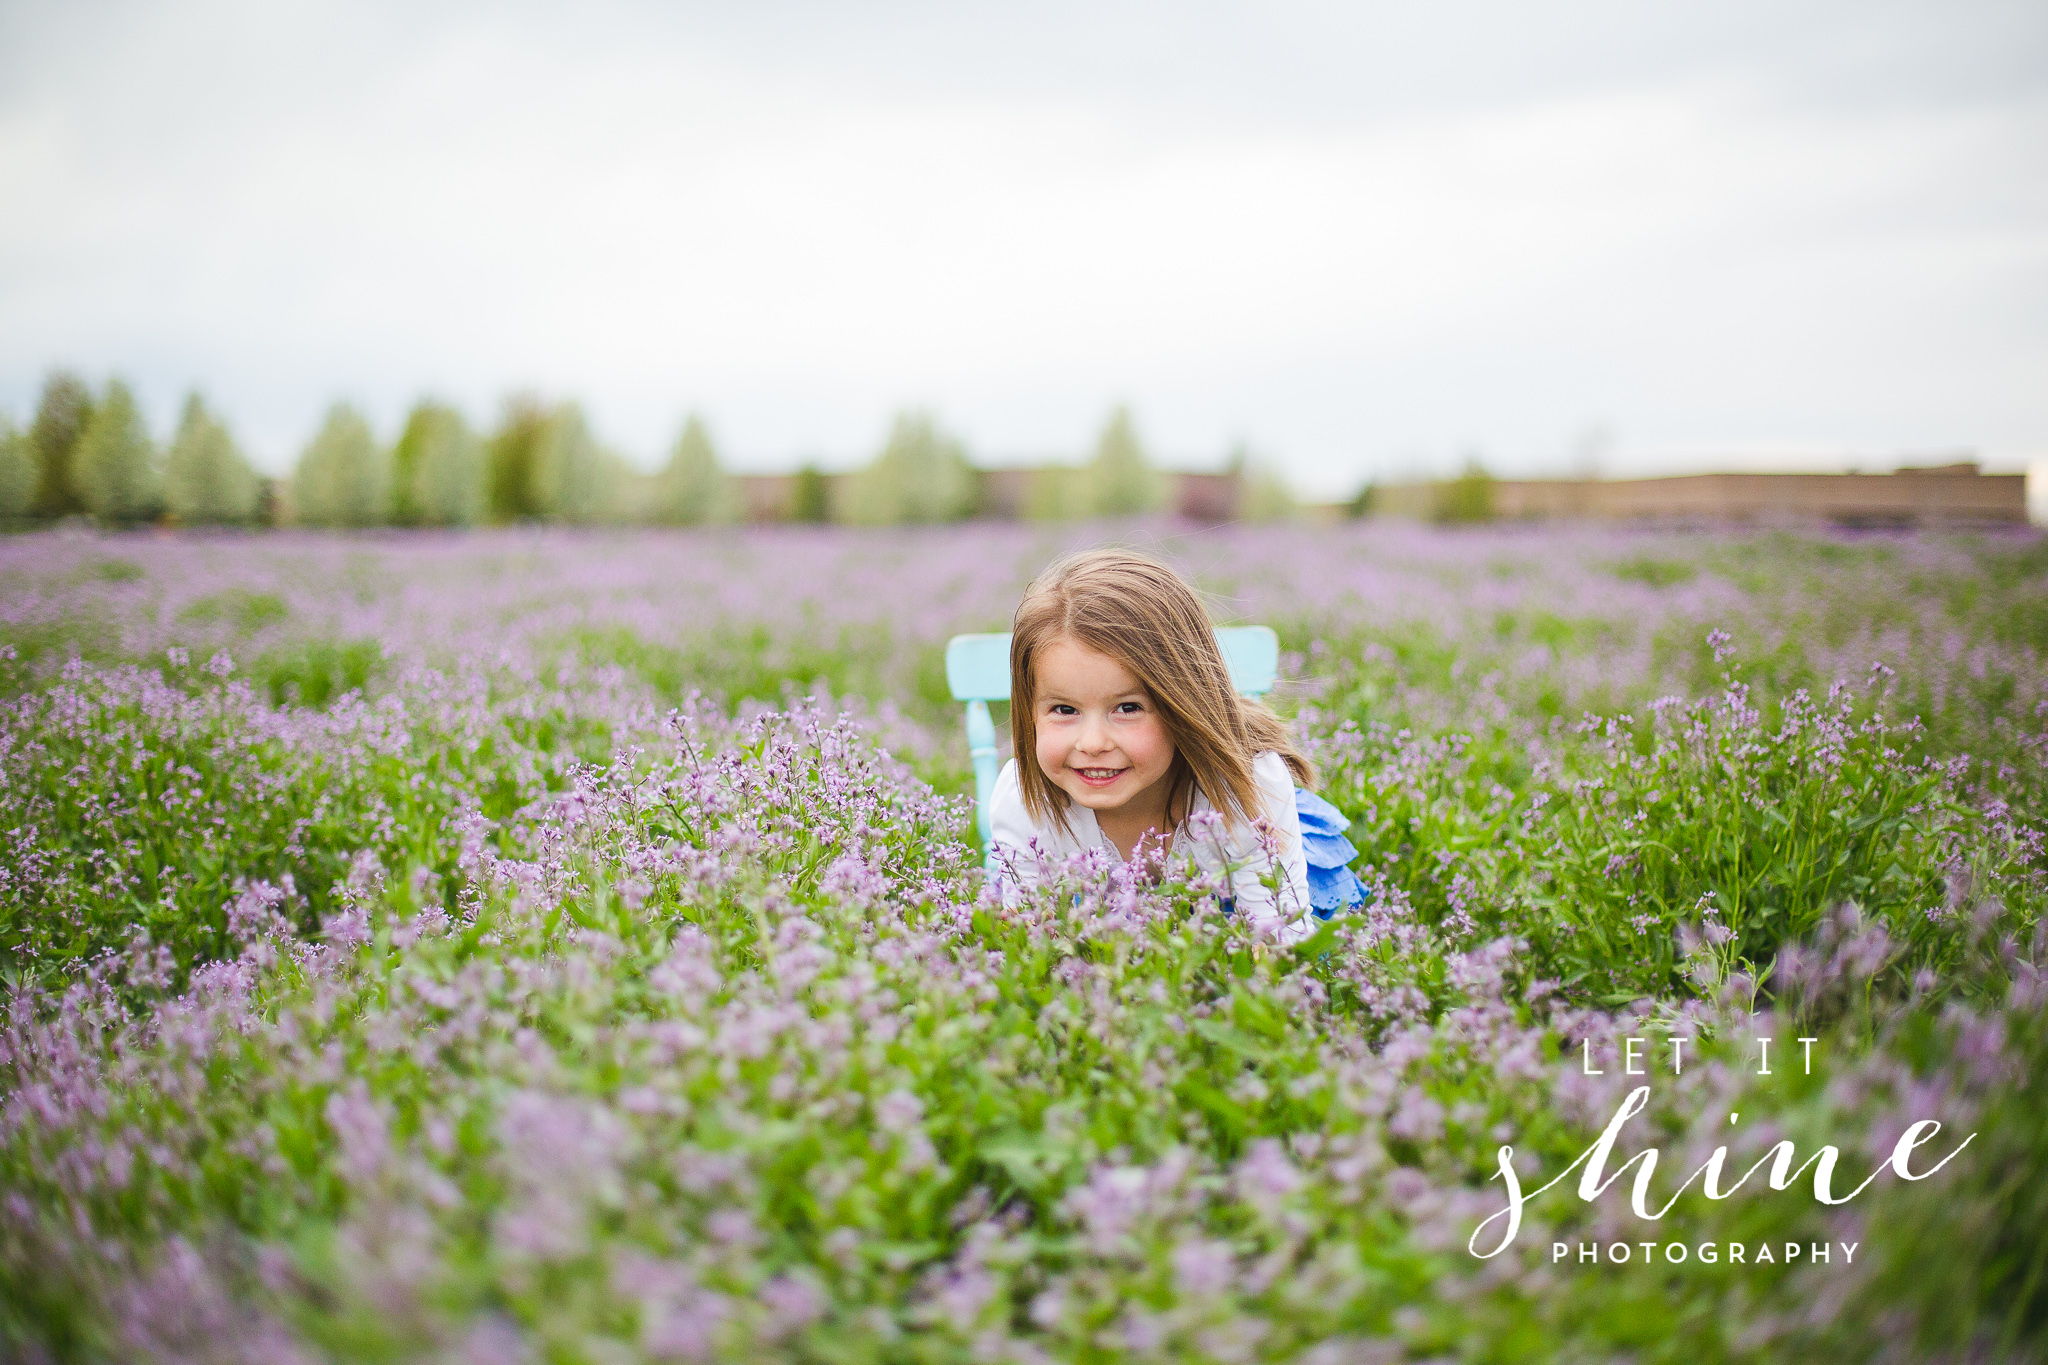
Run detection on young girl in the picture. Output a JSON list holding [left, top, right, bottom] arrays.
[[987, 549, 1365, 943]]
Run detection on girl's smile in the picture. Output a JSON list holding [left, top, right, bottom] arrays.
[[1032, 636, 1177, 856]]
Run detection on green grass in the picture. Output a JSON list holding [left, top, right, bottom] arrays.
[[0, 526, 2043, 1361]]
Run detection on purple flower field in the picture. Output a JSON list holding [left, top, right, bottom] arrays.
[[1, 522, 2044, 1363]]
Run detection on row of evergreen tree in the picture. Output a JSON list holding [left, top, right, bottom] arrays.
[[1, 370, 1286, 527], [0, 374, 263, 525], [834, 407, 1217, 524]]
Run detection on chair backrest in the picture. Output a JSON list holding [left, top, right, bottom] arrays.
[[945, 626, 1279, 701], [945, 626, 1280, 861]]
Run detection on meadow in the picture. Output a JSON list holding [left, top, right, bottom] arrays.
[[1, 521, 2044, 1364]]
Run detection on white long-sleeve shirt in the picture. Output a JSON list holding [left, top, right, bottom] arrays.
[[986, 751, 1313, 943]]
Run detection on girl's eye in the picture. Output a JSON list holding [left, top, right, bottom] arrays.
[[1114, 701, 1146, 714], [1048, 703, 1078, 716]]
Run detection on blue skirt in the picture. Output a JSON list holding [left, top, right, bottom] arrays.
[[1296, 787, 1368, 920]]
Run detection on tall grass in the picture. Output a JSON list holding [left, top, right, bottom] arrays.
[[0, 523, 2042, 1362]]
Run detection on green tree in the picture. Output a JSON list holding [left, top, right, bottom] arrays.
[[1431, 456, 1495, 524], [534, 403, 627, 523], [0, 414, 36, 519], [1083, 405, 1164, 516], [1026, 465, 1087, 521], [75, 379, 162, 524], [29, 370, 94, 518], [164, 392, 260, 524], [653, 414, 741, 525], [391, 400, 484, 526], [486, 396, 548, 522], [1229, 443, 1296, 523], [486, 397, 626, 524], [790, 464, 831, 523], [842, 411, 977, 525], [292, 403, 387, 527]]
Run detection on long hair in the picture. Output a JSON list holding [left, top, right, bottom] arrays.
[[1008, 548, 1312, 833]]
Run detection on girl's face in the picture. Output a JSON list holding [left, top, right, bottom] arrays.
[[1032, 636, 1176, 819]]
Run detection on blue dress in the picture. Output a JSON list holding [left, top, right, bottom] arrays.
[[1295, 788, 1368, 919]]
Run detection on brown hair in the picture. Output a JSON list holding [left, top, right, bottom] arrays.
[[1009, 548, 1312, 833]]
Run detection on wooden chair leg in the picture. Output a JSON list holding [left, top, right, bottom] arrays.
[[966, 698, 998, 873]]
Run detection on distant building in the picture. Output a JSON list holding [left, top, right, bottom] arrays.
[[1367, 463, 2026, 528], [738, 472, 803, 522], [1175, 472, 1241, 522], [975, 467, 1036, 521]]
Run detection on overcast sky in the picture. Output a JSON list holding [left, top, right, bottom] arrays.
[[1, 0, 2042, 495]]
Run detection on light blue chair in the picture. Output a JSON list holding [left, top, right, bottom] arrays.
[[944, 627, 1280, 864]]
